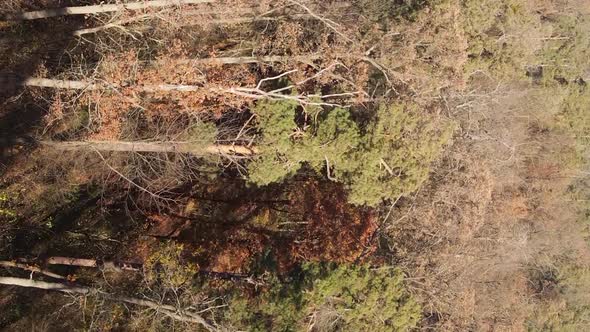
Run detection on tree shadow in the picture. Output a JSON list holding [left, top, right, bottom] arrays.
[[0, 9, 87, 176]]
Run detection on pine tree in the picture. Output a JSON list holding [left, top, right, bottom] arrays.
[[247, 100, 453, 206]]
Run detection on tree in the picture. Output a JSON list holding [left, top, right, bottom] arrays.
[[248, 100, 453, 206], [225, 263, 421, 331], [304, 264, 421, 332]]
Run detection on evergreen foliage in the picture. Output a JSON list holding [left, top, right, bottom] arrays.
[[304, 264, 421, 332], [538, 14, 590, 84], [528, 265, 590, 331], [559, 87, 590, 149], [226, 263, 421, 332], [248, 100, 453, 206], [462, 0, 546, 79]]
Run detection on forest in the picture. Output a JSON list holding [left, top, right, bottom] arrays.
[[1, 0, 590, 330]]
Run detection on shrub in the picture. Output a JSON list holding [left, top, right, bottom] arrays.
[[558, 86, 590, 150], [462, 0, 547, 79], [538, 14, 590, 85], [226, 263, 421, 332], [143, 242, 199, 288], [528, 265, 590, 331], [305, 264, 421, 332]]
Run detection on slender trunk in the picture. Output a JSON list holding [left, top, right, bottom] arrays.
[[39, 140, 259, 155], [0, 277, 218, 331], [3, 0, 214, 21], [174, 54, 322, 65]]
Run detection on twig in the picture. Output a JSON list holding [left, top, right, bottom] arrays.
[[287, 0, 354, 43], [92, 147, 168, 201]]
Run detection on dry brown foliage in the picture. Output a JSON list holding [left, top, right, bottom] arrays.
[[386, 83, 590, 330], [287, 179, 378, 264]]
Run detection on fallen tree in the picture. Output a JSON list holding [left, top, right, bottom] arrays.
[[0, 276, 218, 331], [171, 54, 322, 65], [22, 67, 356, 107]]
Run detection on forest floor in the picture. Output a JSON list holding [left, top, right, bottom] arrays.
[[1, 0, 590, 331]]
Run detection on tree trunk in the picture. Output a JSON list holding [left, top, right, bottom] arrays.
[[12, 256, 259, 283], [0, 277, 89, 293], [174, 54, 322, 65], [3, 0, 214, 21], [40, 140, 258, 155]]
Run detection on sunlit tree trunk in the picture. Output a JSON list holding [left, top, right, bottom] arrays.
[[3, 0, 214, 21], [40, 140, 259, 155]]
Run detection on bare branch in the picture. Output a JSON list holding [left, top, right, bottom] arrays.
[[286, 0, 354, 43]]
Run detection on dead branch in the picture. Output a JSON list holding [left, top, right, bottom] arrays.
[[287, 0, 354, 43], [2, 0, 214, 21], [93, 147, 172, 202], [73, 14, 151, 37]]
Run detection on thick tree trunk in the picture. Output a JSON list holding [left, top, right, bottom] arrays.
[[40, 140, 259, 155], [0, 277, 218, 331], [3, 0, 214, 21]]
